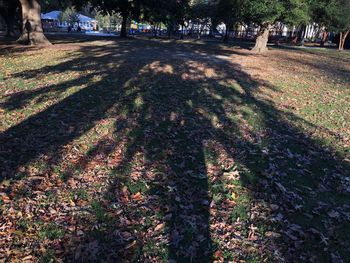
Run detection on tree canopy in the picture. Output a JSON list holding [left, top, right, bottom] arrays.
[[58, 6, 80, 26], [1, 0, 349, 50]]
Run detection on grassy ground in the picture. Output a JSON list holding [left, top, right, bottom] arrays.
[[0, 36, 349, 262]]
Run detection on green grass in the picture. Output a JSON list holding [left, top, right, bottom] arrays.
[[38, 223, 65, 240], [90, 199, 109, 223]]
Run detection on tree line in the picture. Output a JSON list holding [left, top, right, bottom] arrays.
[[1, 0, 349, 51]]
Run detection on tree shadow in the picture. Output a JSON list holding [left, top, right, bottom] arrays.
[[1, 37, 349, 262]]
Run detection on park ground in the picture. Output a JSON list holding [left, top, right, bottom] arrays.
[[0, 36, 350, 262]]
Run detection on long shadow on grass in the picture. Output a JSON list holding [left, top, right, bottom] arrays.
[[0, 38, 349, 262]]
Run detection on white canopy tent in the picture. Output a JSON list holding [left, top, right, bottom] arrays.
[[41, 10, 96, 31]]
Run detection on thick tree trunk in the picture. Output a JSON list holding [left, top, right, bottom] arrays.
[[3, 17, 13, 37], [17, 0, 51, 45], [120, 12, 128, 38], [339, 30, 349, 51], [223, 22, 232, 42], [252, 25, 270, 53], [2, 14, 13, 37], [0, 4, 17, 37]]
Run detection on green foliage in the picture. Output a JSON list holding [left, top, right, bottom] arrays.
[[141, 0, 171, 26], [244, 0, 285, 25], [242, 0, 314, 27], [90, 0, 141, 18], [217, 0, 245, 27], [58, 6, 80, 26], [190, 0, 217, 21], [326, 0, 350, 33], [282, 0, 311, 26], [38, 223, 65, 240], [17, 218, 31, 231], [141, 0, 190, 33], [95, 10, 122, 30], [91, 200, 108, 222], [310, 0, 350, 33], [309, 0, 330, 26]]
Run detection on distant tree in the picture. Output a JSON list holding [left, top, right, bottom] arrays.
[[310, 0, 350, 50], [244, 0, 312, 52], [95, 10, 122, 31], [244, 0, 284, 52], [141, 0, 169, 37], [166, 0, 190, 38], [17, 0, 51, 45], [87, 0, 142, 37], [142, 0, 189, 38], [310, 0, 330, 46], [327, 0, 350, 50], [216, 0, 245, 42], [282, 0, 311, 44], [189, 0, 217, 39], [59, 6, 80, 27]]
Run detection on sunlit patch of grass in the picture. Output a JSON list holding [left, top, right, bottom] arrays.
[[70, 188, 89, 201], [38, 223, 65, 240], [17, 218, 32, 231], [90, 199, 109, 223]]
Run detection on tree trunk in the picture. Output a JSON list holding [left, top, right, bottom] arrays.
[[223, 22, 232, 43], [120, 12, 128, 38], [155, 24, 159, 37], [297, 25, 306, 45], [339, 30, 349, 51], [252, 25, 270, 53], [180, 24, 184, 39], [223, 27, 229, 42], [197, 23, 201, 40], [168, 25, 171, 38], [0, 10, 13, 37], [320, 31, 328, 47], [4, 17, 13, 37], [17, 0, 51, 45], [339, 32, 343, 51]]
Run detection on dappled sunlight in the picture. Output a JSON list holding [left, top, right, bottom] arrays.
[[147, 61, 174, 75], [0, 37, 349, 262], [181, 61, 220, 81]]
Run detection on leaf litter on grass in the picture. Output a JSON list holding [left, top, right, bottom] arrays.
[[0, 37, 349, 262]]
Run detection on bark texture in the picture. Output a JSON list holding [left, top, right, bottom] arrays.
[[339, 30, 350, 51], [17, 0, 51, 45], [252, 25, 270, 53]]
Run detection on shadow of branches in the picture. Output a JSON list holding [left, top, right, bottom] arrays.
[[0, 37, 349, 262]]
